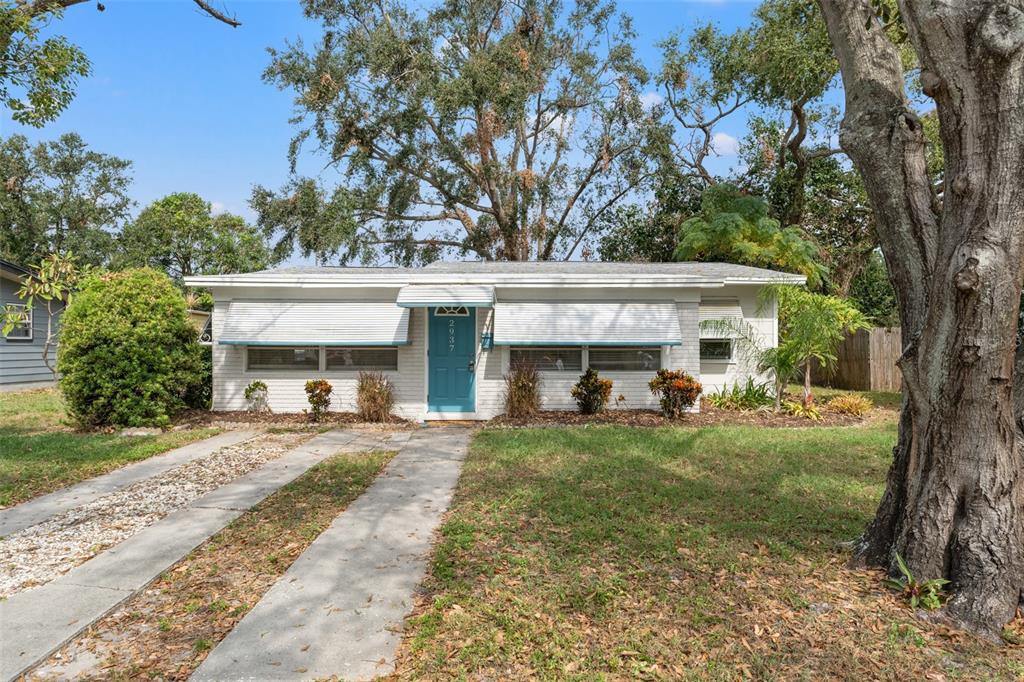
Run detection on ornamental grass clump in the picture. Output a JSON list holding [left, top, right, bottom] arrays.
[[571, 368, 612, 415], [826, 393, 873, 417], [304, 379, 333, 421], [356, 371, 395, 422], [649, 369, 702, 419], [503, 362, 542, 418]]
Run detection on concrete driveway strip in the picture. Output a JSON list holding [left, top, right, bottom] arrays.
[[192, 427, 472, 682], [0, 429, 360, 682], [0, 430, 259, 537]]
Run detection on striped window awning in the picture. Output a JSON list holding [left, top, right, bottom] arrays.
[[699, 298, 744, 338], [492, 302, 682, 346], [396, 284, 495, 308], [218, 301, 411, 346]]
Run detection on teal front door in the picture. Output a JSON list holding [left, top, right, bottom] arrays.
[[428, 307, 476, 413]]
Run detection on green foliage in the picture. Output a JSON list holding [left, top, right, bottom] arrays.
[[257, 0, 654, 263], [570, 368, 612, 415], [503, 362, 542, 418], [0, 133, 132, 267], [705, 378, 774, 411], [244, 380, 270, 413], [356, 371, 395, 422], [648, 369, 702, 418], [0, 3, 90, 126], [885, 553, 949, 611], [827, 393, 873, 417], [848, 251, 900, 327], [116, 193, 272, 282], [675, 184, 823, 286], [598, 172, 704, 263], [58, 269, 206, 427], [185, 345, 213, 410], [304, 379, 332, 422]]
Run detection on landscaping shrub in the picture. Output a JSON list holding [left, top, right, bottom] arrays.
[[648, 369, 702, 418], [184, 345, 213, 409], [58, 268, 205, 428], [705, 378, 773, 411], [356, 371, 395, 422], [782, 400, 822, 421], [826, 393, 873, 417], [244, 380, 270, 413], [305, 379, 332, 421], [570, 368, 612, 414], [503, 362, 542, 418]]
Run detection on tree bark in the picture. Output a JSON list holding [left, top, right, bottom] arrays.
[[817, 0, 1024, 638]]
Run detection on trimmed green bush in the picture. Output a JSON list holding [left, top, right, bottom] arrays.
[[58, 268, 206, 427], [570, 368, 613, 415]]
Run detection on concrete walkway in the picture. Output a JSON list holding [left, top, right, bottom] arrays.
[[0, 430, 259, 537], [0, 429, 360, 682], [192, 427, 472, 681]]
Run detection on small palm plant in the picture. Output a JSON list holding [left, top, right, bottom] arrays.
[[884, 553, 949, 610]]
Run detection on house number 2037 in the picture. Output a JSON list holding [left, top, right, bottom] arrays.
[[448, 319, 456, 352]]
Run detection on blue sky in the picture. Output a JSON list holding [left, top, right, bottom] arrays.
[[2, 0, 761, 246]]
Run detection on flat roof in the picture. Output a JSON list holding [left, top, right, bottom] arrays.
[[184, 261, 806, 288]]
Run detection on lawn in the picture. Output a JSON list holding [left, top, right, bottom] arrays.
[[394, 422, 1024, 680], [0, 389, 217, 508]]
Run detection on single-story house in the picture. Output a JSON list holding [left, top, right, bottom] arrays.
[[183, 262, 804, 420], [1, 259, 63, 390]]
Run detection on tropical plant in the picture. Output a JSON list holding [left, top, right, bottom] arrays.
[[304, 379, 332, 422], [674, 183, 823, 286], [769, 284, 871, 407], [884, 553, 949, 611], [782, 400, 822, 421], [244, 380, 270, 413], [356, 371, 395, 423], [827, 393, 873, 417], [503, 362, 542, 419], [570, 369, 612, 415], [1, 252, 84, 379], [58, 268, 205, 427], [648, 369, 702, 418], [705, 378, 774, 411]]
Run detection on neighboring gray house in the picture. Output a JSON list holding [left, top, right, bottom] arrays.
[[186, 261, 804, 420], [0, 259, 63, 389]]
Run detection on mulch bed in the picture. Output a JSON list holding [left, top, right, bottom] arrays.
[[488, 404, 871, 429], [174, 409, 413, 429]]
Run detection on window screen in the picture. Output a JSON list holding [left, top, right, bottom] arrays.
[[699, 340, 733, 361], [510, 347, 583, 372], [588, 347, 661, 371], [247, 346, 320, 370], [325, 347, 398, 371]]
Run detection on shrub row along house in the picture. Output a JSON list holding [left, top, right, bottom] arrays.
[[184, 262, 804, 420]]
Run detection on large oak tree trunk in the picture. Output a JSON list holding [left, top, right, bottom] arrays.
[[817, 0, 1024, 637]]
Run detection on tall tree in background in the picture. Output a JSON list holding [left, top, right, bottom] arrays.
[[0, 133, 132, 266], [818, 0, 1024, 636], [254, 0, 656, 264], [117, 192, 273, 283]]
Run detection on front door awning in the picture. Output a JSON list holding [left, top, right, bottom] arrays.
[[396, 284, 495, 308], [492, 302, 683, 346]]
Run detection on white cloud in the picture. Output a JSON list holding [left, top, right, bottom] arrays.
[[711, 132, 740, 156], [639, 91, 663, 111], [210, 201, 227, 215]]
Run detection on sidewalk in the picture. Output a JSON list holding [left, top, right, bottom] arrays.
[[192, 427, 472, 681]]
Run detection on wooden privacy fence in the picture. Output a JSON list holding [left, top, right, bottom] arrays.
[[812, 327, 902, 392]]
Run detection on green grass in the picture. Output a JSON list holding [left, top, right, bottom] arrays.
[[0, 389, 217, 508], [790, 383, 903, 411], [395, 423, 1022, 680]]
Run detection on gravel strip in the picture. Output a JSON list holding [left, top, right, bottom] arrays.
[[0, 431, 312, 598]]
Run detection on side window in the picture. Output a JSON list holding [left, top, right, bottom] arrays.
[[699, 339, 733, 361]]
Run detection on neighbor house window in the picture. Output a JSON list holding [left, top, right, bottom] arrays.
[[510, 347, 583, 372], [325, 347, 398, 371], [247, 346, 320, 370], [2, 304, 31, 341], [699, 339, 733, 361], [588, 347, 661, 372]]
